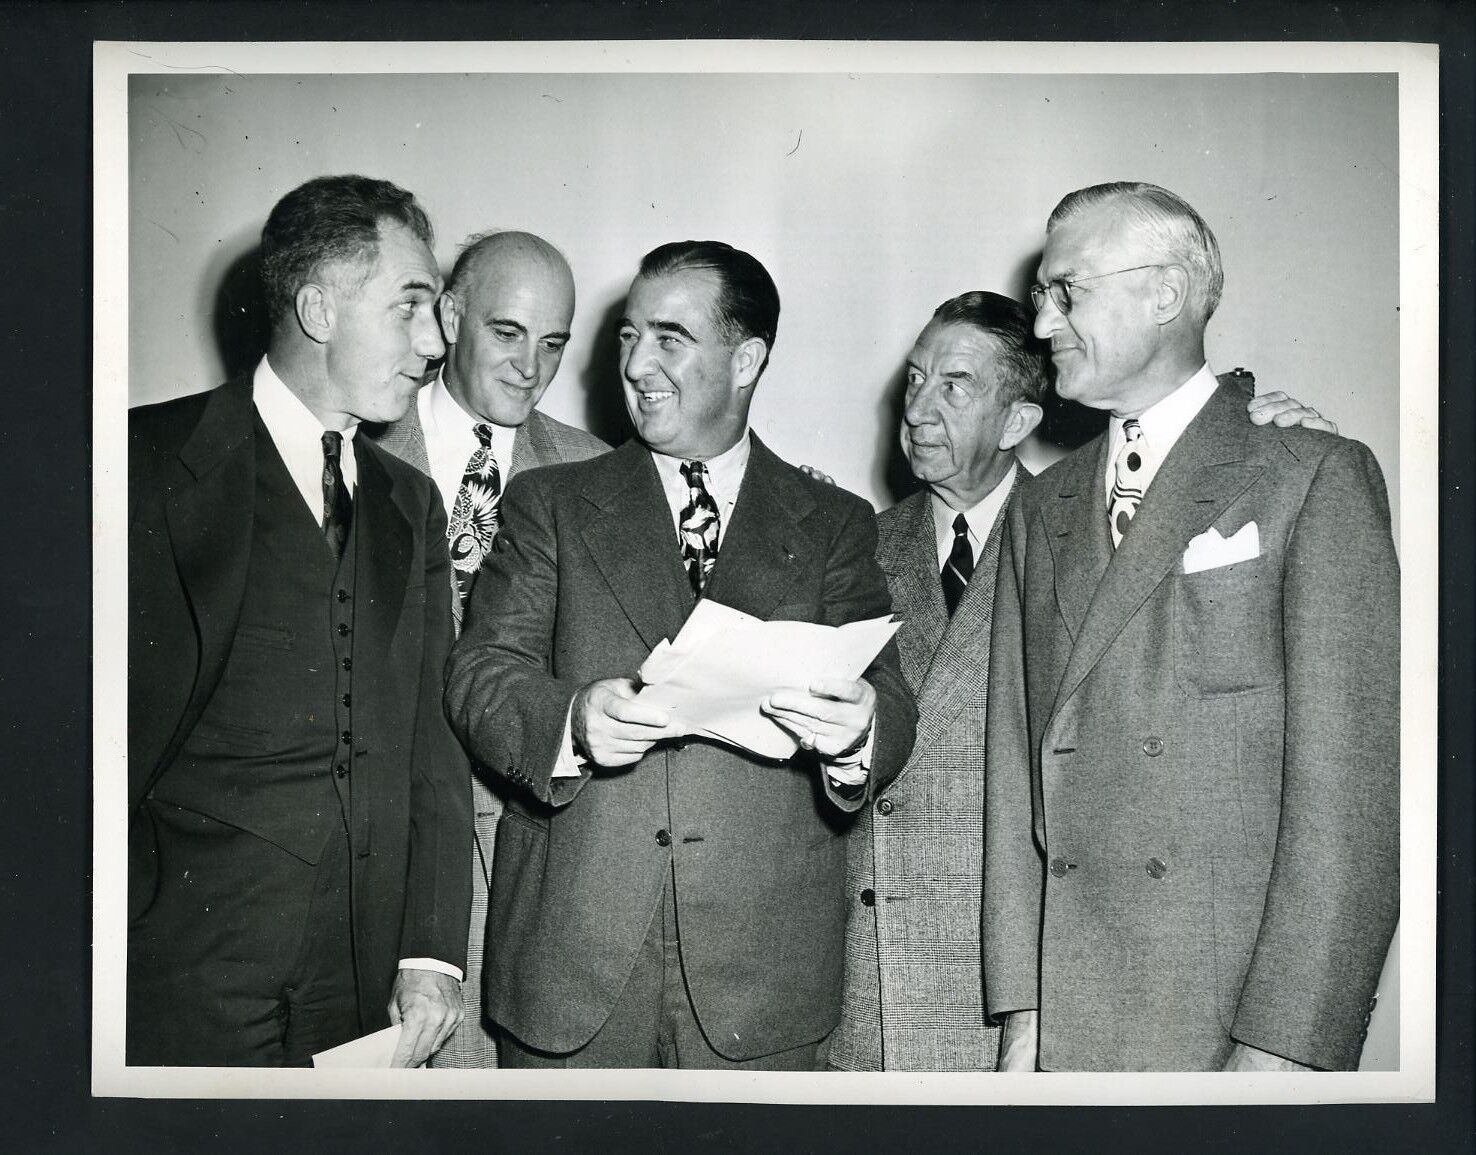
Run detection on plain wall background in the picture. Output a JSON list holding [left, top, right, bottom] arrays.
[[127, 69, 1401, 1069]]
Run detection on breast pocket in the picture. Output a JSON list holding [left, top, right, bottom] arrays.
[[1172, 551, 1284, 697]]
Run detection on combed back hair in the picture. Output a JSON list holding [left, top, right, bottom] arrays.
[[1046, 181, 1224, 325], [931, 290, 1049, 406], [259, 174, 433, 326], [446, 229, 571, 298], [637, 240, 781, 376]]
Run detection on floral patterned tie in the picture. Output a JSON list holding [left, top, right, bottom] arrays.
[[679, 460, 721, 597], [321, 431, 353, 559], [447, 423, 502, 617]]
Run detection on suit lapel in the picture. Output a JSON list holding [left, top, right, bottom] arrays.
[[374, 399, 431, 476], [578, 440, 694, 651], [351, 439, 415, 666], [1051, 383, 1264, 720], [511, 410, 556, 478], [877, 490, 948, 697], [1040, 436, 1113, 644], [914, 471, 1016, 740], [703, 436, 810, 621]]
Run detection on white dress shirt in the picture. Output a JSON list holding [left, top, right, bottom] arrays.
[[252, 357, 461, 984], [419, 368, 519, 515], [1103, 363, 1220, 505], [930, 461, 1018, 572], [554, 430, 872, 785], [252, 356, 357, 523]]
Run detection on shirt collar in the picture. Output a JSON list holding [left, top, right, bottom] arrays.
[[649, 430, 752, 508], [426, 365, 518, 470], [251, 355, 357, 518], [1112, 362, 1218, 457], [930, 459, 1017, 561]]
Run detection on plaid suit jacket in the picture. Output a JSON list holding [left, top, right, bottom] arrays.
[[830, 471, 1016, 1071]]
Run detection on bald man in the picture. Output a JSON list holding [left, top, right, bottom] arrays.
[[370, 230, 607, 1067]]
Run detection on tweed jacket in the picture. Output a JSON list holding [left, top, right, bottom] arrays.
[[369, 396, 606, 1067], [983, 380, 1399, 1072], [444, 435, 916, 1061], [830, 474, 1015, 1071]]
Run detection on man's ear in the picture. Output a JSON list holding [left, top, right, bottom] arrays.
[[437, 290, 462, 346], [999, 400, 1045, 451], [295, 282, 334, 344], [1153, 264, 1191, 326], [731, 336, 768, 391]]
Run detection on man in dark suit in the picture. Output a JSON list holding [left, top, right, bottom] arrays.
[[128, 175, 472, 1067], [445, 240, 916, 1069], [984, 182, 1398, 1071], [370, 230, 606, 1068]]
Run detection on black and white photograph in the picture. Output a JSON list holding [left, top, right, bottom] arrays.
[[92, 39, 1438, 1104]]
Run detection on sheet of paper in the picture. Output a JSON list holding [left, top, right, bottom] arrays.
[[635, 600, 900, 760], [311, 1023, 402, 1068]]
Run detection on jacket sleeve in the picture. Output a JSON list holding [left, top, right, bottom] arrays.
[[982, 495, 1044, 1021], [819, 497, 916, 809], [1229, 438, 1400, 1070], [444, 471, 591, 808], [397, 483, 474, 967]]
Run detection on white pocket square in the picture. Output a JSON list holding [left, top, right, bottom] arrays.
[[1182, 520, 1260, 575]]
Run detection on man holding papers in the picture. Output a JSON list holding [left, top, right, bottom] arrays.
[[446, 240, 915, 1069]]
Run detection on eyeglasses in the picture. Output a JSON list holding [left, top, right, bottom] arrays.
[[1029, 264, 1164, 315]]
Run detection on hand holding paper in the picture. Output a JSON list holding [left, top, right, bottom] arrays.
[[634, 600, 900, 760], [573, 676, 678, 768]]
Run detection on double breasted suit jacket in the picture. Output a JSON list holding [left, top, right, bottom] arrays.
[[831, 478, 1013, 1072], [983, 380, 1399, 1072], [445, 435, 916, 1061], [128, 376, 473, 1024]]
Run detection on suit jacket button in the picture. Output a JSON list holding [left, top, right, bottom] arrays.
[[1050, 857, 1071, 878], [337, 622, 351, 637], [1143, 736, 1164, 757], [860, 888, 876, 906], [1147, 856, 1169, 879], [876, 798, 894, 816], [341, 730, 352, 745], [335, 763, 349, 779], [336, 589, 350, 602], [655, 829, 672, 847]]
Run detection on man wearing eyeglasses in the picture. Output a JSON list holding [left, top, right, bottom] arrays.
[[983, 182, 1399, 1072]]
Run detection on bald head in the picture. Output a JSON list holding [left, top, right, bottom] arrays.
[[439, 230, 576, 426]]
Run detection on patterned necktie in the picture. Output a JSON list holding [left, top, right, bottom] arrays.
[[321, 431, 353, 559], [940, 512, 974, 616], [447, 422, 502, 613], [679, 460, 721, 597], [1109, 418, 1147, 548]]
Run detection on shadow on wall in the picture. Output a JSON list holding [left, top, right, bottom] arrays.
[[212, 245, 269, 381], [578, 294, 636, 448]]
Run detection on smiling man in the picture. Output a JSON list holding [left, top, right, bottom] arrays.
[[369, 230, 607, 1068], [445, 240, 915, 1069], [127, 175, 471, 1067], [984, 182, 1399, 1072]]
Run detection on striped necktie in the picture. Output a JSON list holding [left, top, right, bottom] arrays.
[[940, 512, 974, 616], [1109, 418, 1147, 548], [320, 431, 353, 559]]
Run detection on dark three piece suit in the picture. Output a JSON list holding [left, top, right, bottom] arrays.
[[127, 375, 472, 1064]]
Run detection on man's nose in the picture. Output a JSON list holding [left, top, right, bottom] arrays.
[[903, 381, 935, 426], [414, 307, 446, 360], [509, 340, 536, 379], [1032, 296, 1063, 340], [622, 338, 654, 382]]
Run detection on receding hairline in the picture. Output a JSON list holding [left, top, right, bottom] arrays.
[[448, 230, 574, 299]]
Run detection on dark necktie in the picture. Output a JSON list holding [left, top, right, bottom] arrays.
[[447, 422, 502, 616], [1109, 418, 1147, 548], [321, 431, 353, 559], [941, 511, 974, 616], [679, 460, 721, 597]]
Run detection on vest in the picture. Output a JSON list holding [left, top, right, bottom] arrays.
[[150, 422, 359, 864]]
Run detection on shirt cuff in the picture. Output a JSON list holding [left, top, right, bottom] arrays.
[[551, 699, 586, 778], [823, 722, 875, 788], [398, 958, 464, 982]]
